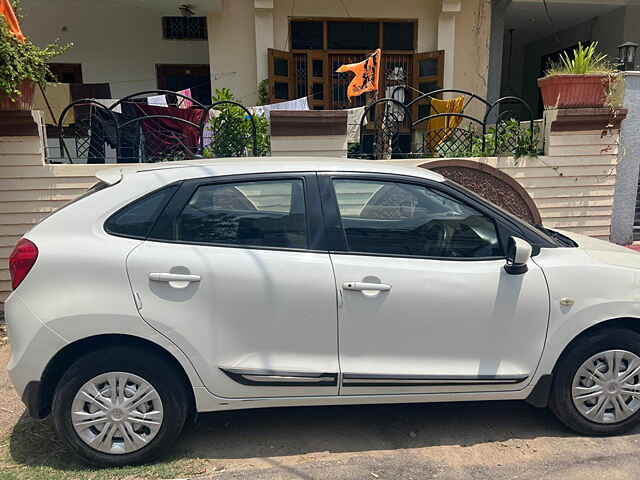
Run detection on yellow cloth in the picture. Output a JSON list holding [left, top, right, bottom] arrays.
[[32, 82, 74, 126], [426, 96, 465, 151]]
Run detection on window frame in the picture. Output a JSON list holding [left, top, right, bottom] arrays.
[[317, 172, 551, 261], [289, 17, 418, 54], [147, 172, 328, 253]]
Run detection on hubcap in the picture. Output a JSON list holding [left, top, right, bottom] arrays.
[[71, 372, 164, 454], [572, 350, 640, 424]]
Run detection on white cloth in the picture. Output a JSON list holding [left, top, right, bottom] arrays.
[[250, 96, 309, 121], [346, 106, 368, 143], [385, 86, 406, 121], [147, 94, 168, 107], [94, 99, 121, 114], [202, 109, 221, 148]]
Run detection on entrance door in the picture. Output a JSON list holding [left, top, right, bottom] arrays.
[[156, 64, 211, 105], [320, 175, 550, 395], [126, 174, 339, 398]]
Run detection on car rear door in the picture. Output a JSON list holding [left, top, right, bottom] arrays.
[[126, 173, 340, 398], [319, 173, 550, 395]]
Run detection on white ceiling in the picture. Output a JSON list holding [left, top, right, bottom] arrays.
[[505, 1, 627, 45]]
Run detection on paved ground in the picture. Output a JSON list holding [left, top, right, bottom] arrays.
[[2, 338, 640, 479]]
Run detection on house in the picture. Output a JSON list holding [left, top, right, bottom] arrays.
[[21, 0, 492, 118]]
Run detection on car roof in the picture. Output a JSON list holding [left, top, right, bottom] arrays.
[[96, 157, 445, 185]]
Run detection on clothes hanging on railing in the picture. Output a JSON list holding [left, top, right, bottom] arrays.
[[87, 106, 118, 164], [346, 106, 368, 143], [94, 99, 122, 113], [135, 104, 204, 158], [87, 103, 142, 164], [426, 96, 465, 151], [176, 89, 193, 109], [147, 94, 168, 107], [250, 96, 309, 120]]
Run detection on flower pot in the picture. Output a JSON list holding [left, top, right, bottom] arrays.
[[537, 74, 610, 109], [0, 80, 36, 111]]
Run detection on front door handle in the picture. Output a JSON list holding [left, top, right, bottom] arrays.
[[149, 273, 201, 283], [343, 281, 391, 292]]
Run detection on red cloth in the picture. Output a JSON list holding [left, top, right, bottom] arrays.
[[135, 104, 204, 157]]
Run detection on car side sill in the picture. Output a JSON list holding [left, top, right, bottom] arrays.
[[220, 369, 528, 389]]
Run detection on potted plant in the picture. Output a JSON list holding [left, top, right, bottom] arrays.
[[0, 0, 70, 111], [537, 42, 616, 109]]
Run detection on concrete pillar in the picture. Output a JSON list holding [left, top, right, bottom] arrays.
[[254, 0, 275, 84], [612, 72, 640, 245], [207, 0, 258, 105], [487, 0, 511, 122], [437, 0, 462, 90]]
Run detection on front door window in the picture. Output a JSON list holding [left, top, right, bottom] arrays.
[[332, 179, 502, 258]]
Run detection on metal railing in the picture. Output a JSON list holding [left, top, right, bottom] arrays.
[[49, 90, 259, 164]]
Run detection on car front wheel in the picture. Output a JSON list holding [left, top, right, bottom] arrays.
[[550, 328, 640, 435], [51, 346, 189, 466]]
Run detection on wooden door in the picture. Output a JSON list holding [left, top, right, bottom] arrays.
[[268, 49, 294, 103], [306, 52, 329, 110], [156, 64, 211, 104], [412, 50, 445, 119]]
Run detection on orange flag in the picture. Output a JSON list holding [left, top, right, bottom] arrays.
[[0, 0, 25, 42], [336, 49, 381, 100]]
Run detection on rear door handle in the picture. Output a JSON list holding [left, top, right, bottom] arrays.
[[343, 282, 391, 292], [149, 273, 201, 283]]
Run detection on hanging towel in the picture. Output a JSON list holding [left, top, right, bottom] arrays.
[[346, 106, 368, 143], [250, 96, 309, 121], [147, 94, 168, 107], [426, 96, 465, 152], [32, 83, 74, 126], [135, 104, 204, 158], [177, 89, 193, 109]]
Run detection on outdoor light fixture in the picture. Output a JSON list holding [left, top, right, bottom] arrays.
[[178, 4, 195, 17], [618, 41, 639, 71]]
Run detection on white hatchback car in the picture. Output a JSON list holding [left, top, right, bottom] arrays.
[[7, 158, 640, 465]]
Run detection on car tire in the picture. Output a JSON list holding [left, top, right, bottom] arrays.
[[550, 328, 640, 436], [51, 346, 189, 466]]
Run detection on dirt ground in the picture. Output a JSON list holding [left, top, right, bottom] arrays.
[[2, 339, 640, 480]]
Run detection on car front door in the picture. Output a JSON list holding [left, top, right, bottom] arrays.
[[319, 174, 550, 395], [126, 173, 340, 398]]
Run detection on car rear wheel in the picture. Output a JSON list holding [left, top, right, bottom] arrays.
[[550, 328, 640, 435], [51, 346, 189, 466]]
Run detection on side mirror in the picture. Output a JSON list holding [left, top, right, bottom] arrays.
[[504, 236, 532, 275]]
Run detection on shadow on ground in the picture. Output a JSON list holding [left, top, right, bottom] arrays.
[[9, 400, 578, 469]]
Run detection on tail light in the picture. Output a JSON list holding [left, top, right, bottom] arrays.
[[9, 238, 38, 290]]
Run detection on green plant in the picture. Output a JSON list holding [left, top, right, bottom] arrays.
[[545, 41, 614, 76], [0, 0, 71, 101], [257, 79, 268, 106], [203, 88, 270, 157], [435, 119, 540, 159]]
